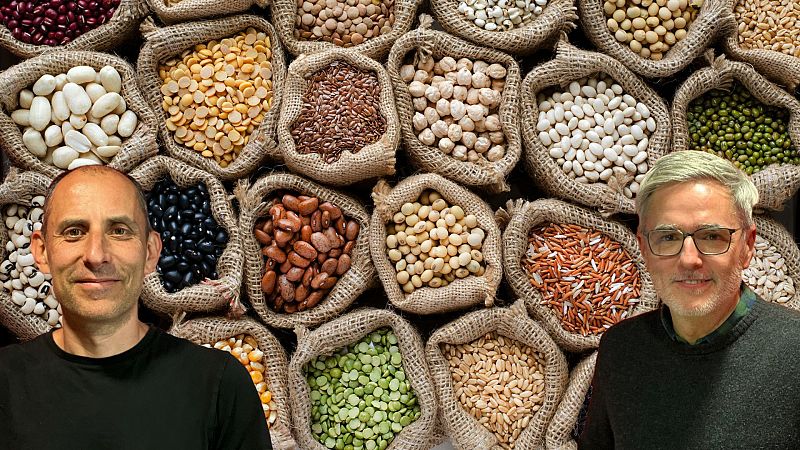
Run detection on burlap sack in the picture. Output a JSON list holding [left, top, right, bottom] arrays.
[[0, 169, 52, 341], [136, 15, 286, 181], [544, 352, 597, 450], [370, 174, 502, 314], [237, 172, 374, 329], [288, 307, 438, 450], [520, 38, 670, 216], [430, 0, 577, 55], [129, 155, 242, 315], [721, 0, 800, 92], [0, 0, 148, 58], [277, 48, 398, 187], [168, 315, 295, 450], [272, 0, 423, 60], [426, 299, 569, 450], [145, 0, 267, 25], [386, 16, 522, 193], [744, 215, 800, 310], [0, 50, 158, 179], [578, 0, 733, 78], [499, 198, 658, 353], [672, 53, 800, 211]]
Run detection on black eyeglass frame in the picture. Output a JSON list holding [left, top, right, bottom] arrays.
[[644, 227, 740, 256]]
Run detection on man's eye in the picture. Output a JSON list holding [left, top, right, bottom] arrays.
[[63, 228, 84, 238], [657, 232, 679, 242], [699, 231, 723, 241], [111, 227, 131, 236]]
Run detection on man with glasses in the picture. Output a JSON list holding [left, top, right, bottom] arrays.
[[579, 150, 800, 448]]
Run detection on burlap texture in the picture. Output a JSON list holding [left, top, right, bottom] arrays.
[[386, 17, 522, 193], [430, 0, 577, 55], [0, 169, 53, 341], [721, 0, 800, 92], [145, 0, 268, 25], [168, 315, 295, 450], [369, 174, 503, 315], [672, 53, 800, 211], [129, 155, 242, 315], [578, 0, 733, 78], [749, 215, 800, 311], [544, 351, 597, 450], [499, 198, 658, 353], [272, 0, 423, 60], [0, 50, 158, 179], [237, 172, 375, 329], [520, 39, 671, 216], [277, 48, 398, 186], [136, 15, 286, 181], [288, 308, 438, 450], [0, 0, 148, 58], [425, 299, 569, 450]]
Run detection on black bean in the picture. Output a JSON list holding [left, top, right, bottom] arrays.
[[159, 255, 177, 269], [163, 270, 182, 284]]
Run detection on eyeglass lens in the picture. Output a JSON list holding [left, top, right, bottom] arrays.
[[648, 228, 733, 256]]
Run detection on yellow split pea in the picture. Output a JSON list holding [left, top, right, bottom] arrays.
[[158, 28, 274, 168]]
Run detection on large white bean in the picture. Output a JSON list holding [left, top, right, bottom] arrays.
[[18, 89, 34, 109], [22, 128, 47, 157], [64, 129, 91, 152], [84, 83, 107, 103], [11, 109, 30, 126], [51, 91, 70, 122], [29, 97, 51, 131], [68, 158, 101, 170], [66, 66, 97, 84], [117, 110, 137, 137], [94, 145, 120, 158], [82, 123, 109, 147], [89, 92, 122, 118], [44, 125, 63, 147], [62, 83, 92, 115], [99, 66, 122, 93], [52, 146, 79, 169], [100, 114, 119, 135]]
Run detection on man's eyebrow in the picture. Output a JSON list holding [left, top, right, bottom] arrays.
[[652, 223, 723, 231], [54, 216, 141, 232]]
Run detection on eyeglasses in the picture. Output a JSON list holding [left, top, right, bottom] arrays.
[[645, 227, 740, 256]]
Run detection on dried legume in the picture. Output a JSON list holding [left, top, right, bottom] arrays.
[[536, 73, 653, 198], [742, 235, 796, 303], [205, 334, 278, 426], [385, 189, 486, 294], [443, 332, 547, 449], [294, 0, 395, 47], [0, 0, 120, 46], [1, 196, 61, 327], [457, 0, 548, 32], [158, 28, 273, 168], [290, 60, 386, 163], [524, 223, 641, 336], [735, 0, 800, 57], [402, 56, 508, 163], [303, 328, 421, 450]]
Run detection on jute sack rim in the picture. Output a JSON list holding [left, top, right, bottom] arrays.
[[129, 155, 242, 315], [671, 53, 800, 211], [749, 215, 800, 311], [0, 0, 148, 58], [520, 38, 671, 217], [544, 351, 597, 450], [425, 299, 569, 450], [386, 18, 523, 193], [237, 172, 375, 329], [369, 174, 503, 315], [499, 198, 658, 353], [288, 307, 438, 450], [271, 0, 425, 60], [168, 315, 295, 450], [0, 50, 159, 179], [0, 169, 53, 341], [430, 0, 578, 55], [144, 0, 268, 25], [136, 14, 286, 181], [578, 0, 732, 78], [277, 48, 398, 186]]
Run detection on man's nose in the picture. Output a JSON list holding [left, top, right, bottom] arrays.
[[677, 236, 704, 268], [83, 231, 111, 268]]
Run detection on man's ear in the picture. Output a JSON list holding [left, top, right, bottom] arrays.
[[740, 223, 757, 269], [30, 230, 50, 274], [144, 230, 162, 275]]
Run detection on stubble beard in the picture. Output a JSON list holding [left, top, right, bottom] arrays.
[[658, 267, 744, 317]]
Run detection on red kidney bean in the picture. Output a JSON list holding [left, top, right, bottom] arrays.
[[0, 0, 121, 46]]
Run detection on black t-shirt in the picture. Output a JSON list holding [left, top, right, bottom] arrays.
[[0, 326, 272, 450]]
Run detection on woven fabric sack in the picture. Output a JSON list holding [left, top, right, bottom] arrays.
[[169, 315, 295, 449], [272, 0, 423, 60], [499, 198, 658, 353], [237, 173, 374, 329], [672, 53, 800, 211], [145, 0, 268, 25], [386, 17, 522, 193], [578, 0, 732, 78], [721, 0, 800, 92], [430, 0, 577, 55], [370, 174, 502, 315], [0, 50, 158, 179], [544, 351, 597, 450], [129, 155, 242, 315], [288, 307, 438, 450], [137, 15, 286, 181], [520, 39, 670, 216], [277, 48, 398, 186], [742, 215, 800, 310], [426, 299, 569, 450], [0, 170, 53, 341], [0, 0, 148, 58]]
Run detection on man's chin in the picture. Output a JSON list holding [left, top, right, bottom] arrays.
[[661, 294, 717, 317]]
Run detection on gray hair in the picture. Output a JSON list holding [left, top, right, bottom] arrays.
[[636, 150, 759, 228]]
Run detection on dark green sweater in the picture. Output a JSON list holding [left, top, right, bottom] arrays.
[[579, 298, 800, 449]]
